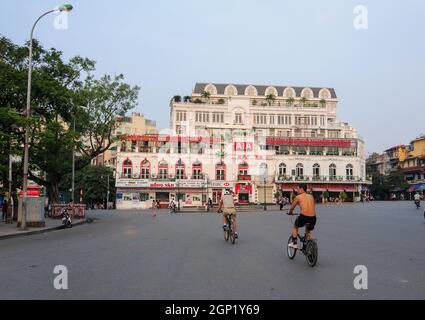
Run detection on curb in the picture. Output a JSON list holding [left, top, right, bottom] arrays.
[[0, 218, 93, 241]]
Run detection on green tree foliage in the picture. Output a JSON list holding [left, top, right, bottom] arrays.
[[0, 36, 139, 202], [370, 170, 409, 200], [59, 165, 115, 206]]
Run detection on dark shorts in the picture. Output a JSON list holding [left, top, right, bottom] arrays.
[[295, 214, 317, 231]]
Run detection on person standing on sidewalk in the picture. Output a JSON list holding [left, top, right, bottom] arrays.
[[2, 200, 7, 221]]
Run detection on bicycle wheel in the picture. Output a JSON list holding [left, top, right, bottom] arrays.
[[305, 240, 318, 267], [287, 236, 297, 259], [231, 232, 236, 245], [224, 227, 230, 241]]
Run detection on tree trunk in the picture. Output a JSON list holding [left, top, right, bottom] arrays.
[[47, 182, 60, 204]]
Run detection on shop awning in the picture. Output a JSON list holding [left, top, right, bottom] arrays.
[[325, 186, 358, 192]]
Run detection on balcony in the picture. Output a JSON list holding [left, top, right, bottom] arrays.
[[275, 175, 367, 183], [238, 175, 252, 181]]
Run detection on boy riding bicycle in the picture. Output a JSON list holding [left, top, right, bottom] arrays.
[[287, 184, 317, 248]]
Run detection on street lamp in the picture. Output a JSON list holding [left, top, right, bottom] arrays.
[[21, 4, 74, 230], [71, 115, 75, 203]]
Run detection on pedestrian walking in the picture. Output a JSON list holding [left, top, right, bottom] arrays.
[[279, 196, 284, 210], [151, 200, 158, 218]]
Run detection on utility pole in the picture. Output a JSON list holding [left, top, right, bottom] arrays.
[[71, 116, 75, 203], [7, 149, 13, 223], [106, 173, 110, 210], [263, 176, 267, 211]]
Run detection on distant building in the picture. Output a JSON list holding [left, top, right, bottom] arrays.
[[400, 136, 425, 193], [367, 135, 425, 194], [115, 82, 370, 209], [92, 112, 157, 168]]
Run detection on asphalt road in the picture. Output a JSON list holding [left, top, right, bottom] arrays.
[[1, 201, 424, 300]]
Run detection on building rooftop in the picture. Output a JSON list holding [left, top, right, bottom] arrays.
[[193, 83, 337, 99]]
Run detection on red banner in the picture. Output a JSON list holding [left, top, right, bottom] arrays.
[[266, 137, 352, 147]]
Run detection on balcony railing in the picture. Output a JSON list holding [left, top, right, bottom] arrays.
[[238, 175, 252, 181], [275, 175, 366, 183]]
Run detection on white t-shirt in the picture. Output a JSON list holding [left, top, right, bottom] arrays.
[[414, 194, 421, 201]]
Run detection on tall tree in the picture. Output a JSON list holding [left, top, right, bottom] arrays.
[[0, 36, 139, 203], [59, 165, 115, 206]]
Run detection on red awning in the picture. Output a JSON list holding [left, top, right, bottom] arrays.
[[326, 186, 358, 192]]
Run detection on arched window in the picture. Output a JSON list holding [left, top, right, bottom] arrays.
[[205, 84, 217, 95], [265, 86, 278, 97], [329, 164, 337, 181], [176, 159, 186, 179], [346, 164, 354, 180], [245, 85, 258, 96], [192, 161, 203, 180], [238, 162, 249, 176], [296, 163, 304, 178], [319, 88, 331, 99], [283, 87, 296, 98], [279, 163, 287, 177], [140, 159, 150, 179], [122, 158, 133, 178], [225, 85, 238, 96], [216, 162, 226, 181], [301, 88, 314, 99], [313, 164, 320, 180], [158, 160, 168, 179]]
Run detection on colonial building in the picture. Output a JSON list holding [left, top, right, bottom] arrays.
[[115, 83, 370, 209], [92, 112, 157, 168]]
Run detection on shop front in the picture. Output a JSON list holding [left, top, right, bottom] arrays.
[[277, 183, 360, 203], [235, 184, 253, 204], [116, 179, 208, 209], [209, 181, 233, 205]]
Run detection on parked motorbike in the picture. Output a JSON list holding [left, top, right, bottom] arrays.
[[62, 209, 72, 228]]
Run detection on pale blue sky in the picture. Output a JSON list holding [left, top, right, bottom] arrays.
[[1, 0, 424, 154]]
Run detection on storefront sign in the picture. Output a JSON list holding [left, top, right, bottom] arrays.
[[210, 181, 232, 188], [116, 179, 150, 188], [149, 182, 176, 188], [234, 142, 254, 152], [177, 180, 205, 188]]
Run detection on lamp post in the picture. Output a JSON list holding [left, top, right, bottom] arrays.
[[106, 173, 110, 209], [21, 4, 74, 230], [263, 177, 267, 211], [71, 115, 75, 203], [177, 180, 180, 212]]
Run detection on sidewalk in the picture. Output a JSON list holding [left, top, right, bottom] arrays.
[[0, 218, 88, 240]]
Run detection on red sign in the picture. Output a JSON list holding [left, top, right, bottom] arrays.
[[125, 135, 221, 144], [235, 184, 253, 194], [234, 142, 254, 152], [266, 137, 352, 147], [19, 186, 42, 197]]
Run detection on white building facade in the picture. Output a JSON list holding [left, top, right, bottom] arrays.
[[115, 83, 370, 209]]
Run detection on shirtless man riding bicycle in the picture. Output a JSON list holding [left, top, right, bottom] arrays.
[[287, 184, 317, 248]]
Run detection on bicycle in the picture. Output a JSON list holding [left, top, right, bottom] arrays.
[[220, 210, 237, 245], [285, 212, 318, 267]]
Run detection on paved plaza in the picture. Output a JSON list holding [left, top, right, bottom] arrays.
[[0, 201, 424, 300]]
